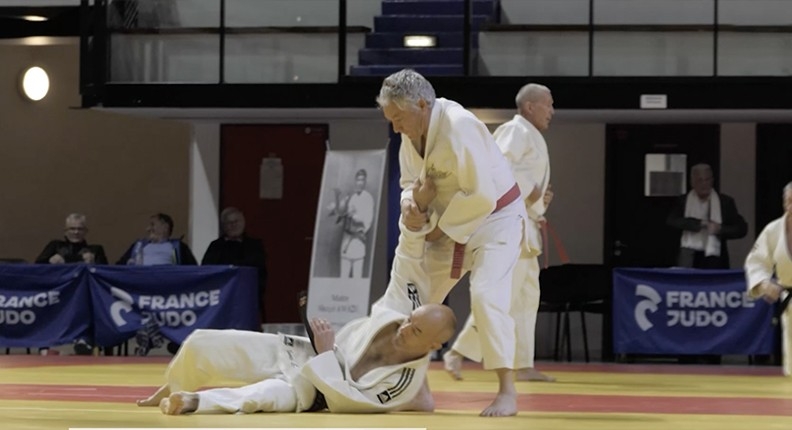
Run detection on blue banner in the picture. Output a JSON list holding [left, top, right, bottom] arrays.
[[0, 265, 90, 348], [613, 268, 775, 355], [88, 265, 260, 347]]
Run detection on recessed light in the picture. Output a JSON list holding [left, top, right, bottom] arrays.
[[20, 66, 50, 101], [404, 35, 437, 48], [21, 15, 48, 22]]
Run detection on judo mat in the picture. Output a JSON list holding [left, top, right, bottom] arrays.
[[2, 355, 792, 430]]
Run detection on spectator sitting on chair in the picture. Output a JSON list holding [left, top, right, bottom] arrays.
[[117, 213, 197, 356], [35, 212, 108, 356], [36, 213, 108, 265], [202, 207, 267, 323], [117, 213, 197, 266]]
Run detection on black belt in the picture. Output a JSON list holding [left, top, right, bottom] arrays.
[[298, 290, 328, 412], [773, 288, 792, 325]]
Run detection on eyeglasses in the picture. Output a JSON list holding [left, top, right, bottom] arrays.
[[66, 227, 87, 232]]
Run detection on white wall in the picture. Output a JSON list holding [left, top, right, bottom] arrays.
[[720, 123, 756, 269], [188, 122, 221, 261]]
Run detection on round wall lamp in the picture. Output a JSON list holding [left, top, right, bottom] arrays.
[[20, 66, 50, 101]]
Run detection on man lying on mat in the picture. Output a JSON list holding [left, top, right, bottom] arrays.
[[136, 302, 455, 415]]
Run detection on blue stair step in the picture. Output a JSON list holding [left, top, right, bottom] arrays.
[[374, 14, 490, 32], [350, 64, 464, 76], [359, 48, 463, 66], [382, 0, 498, 17], [366, 32, 479, 48]]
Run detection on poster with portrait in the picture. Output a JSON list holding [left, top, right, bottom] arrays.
[[307, 150, 386, 328]]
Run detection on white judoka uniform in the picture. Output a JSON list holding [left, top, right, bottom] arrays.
[[164, 309, 429, 414], [452, 114, 549, 368], [744, 213, 792, 375], [341, 189, 375, 278], [371, 210, 438, 315], [301, 308, 431, 413], [393, 98, 533, 370]]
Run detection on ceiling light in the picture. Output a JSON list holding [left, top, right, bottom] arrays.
[[20, 66, 50, 101], [404, 35, 436, 48], [21, 15, 48, 22]]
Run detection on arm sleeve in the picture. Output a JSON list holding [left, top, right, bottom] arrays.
[[35, 241, 59, 264], [437, 117, 499, 244], [744, 224, 776, 297], [92, 245, 109, 264], [719, 196, 748, 240], [495, 124, 539, 201], [300, 351, 426, 413], [116, 243, 134, 265], [351, 192, 375, 233], [398, 136, 420, 203], [666, 196, 704, 232], [200, 240, 220, 265]]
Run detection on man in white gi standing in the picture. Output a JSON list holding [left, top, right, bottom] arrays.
[[376, 68, 531, 416], [444, 83, 556, 383], [745, 181, 792, 375]]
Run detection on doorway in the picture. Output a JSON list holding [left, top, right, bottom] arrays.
[[221, 124, 327, 323], [604, 124, 720, 268]]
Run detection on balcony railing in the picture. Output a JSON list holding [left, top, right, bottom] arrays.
[[79, 0, 792, 109]]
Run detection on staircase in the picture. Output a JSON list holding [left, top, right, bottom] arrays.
[[350, 0, 500, 76]]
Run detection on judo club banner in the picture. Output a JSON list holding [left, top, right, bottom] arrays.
[[88, 266, 260, 347], [307, 150, 387, 329], [613, 268, 775, 355], [0, 265, 91, 348]]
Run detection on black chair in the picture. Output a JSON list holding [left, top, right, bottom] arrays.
[[539, 264, 612, 362]]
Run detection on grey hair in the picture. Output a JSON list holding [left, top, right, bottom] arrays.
[[691, 163, 713, 178], [220, 206, 244, 223], [65, 213, 87, 225], [515, 83, 551, 108], [783, 181, 792, 196], [376, 69, 436, 111]]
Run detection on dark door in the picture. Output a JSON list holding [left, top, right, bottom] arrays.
[[604, 124, 720, 268], [221, 124, 327, 323], [756, 124, 792, 234]]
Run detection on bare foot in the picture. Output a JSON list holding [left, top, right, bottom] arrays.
[[137, 384, 170, 407], [159, 392, 199, 415], [480, 392, 517, 417], [516, 367, 555, 382], [442, 350, 463, 381]]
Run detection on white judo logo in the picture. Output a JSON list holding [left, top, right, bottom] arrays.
[[634, 284, 662, 331], [110, 287, 134, 327]]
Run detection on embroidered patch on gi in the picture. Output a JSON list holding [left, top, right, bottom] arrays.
[[426, 164, 451, 180]]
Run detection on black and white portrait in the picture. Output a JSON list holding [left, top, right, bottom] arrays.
[[311, 150, 385, 279]]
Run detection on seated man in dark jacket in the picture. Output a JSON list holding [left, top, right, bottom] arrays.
[[202, 207, 267, 322], [36, 213, 108, 265], [666, 164, 747, 269], [36, 213, 108, 355]]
